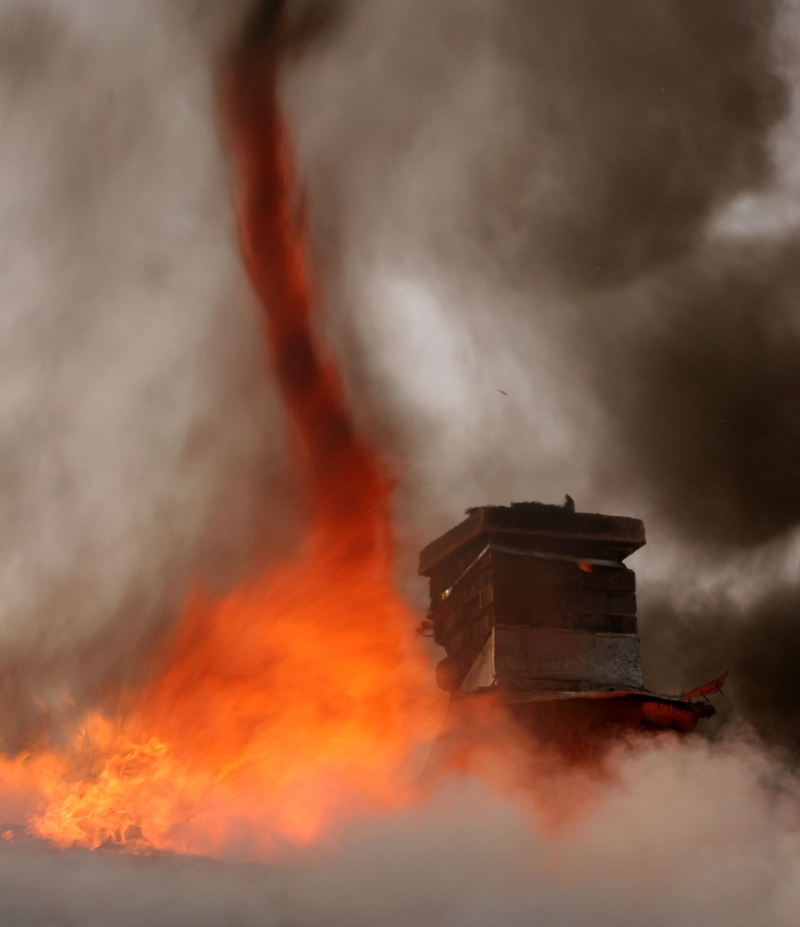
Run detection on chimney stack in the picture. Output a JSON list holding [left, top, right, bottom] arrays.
[[419, 500, 721, 737]]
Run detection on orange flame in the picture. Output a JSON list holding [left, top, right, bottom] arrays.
[[0, 41, 440, 857]]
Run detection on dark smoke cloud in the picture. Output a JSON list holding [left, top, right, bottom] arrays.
[[587, 235, 800, 548], [2, 0, 800, 921], [282, 0, 795, 528], [639, 583, 800, 757], [234, 0, 340, 58], [278, 0, 800, 747], [0, 0, 799, 834], [285, 0, 788, 287], [448, 0, 789, 292]]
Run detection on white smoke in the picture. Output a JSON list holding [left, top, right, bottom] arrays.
[[1, 736, 799, 926], [0, 0, 293, 729]]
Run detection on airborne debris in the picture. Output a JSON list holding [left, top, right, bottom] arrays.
[[682, 672, 728, 702]]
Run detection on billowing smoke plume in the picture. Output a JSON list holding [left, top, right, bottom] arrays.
[[275, 0, 800, 754], [0, 0, 302, 746], [1, 0, 799, 749], [1, 0, 800, 912], [2, 740, 800, 925]]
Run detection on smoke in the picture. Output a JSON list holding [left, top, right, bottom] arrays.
[[3, 0, 796, 739], [1, 738, 800, 925], [2, 0, 800, 918], [639, 585, 800, 757], [586, 236, 800, 548], [0, 0, 316, 745], [277, 0, 800, 752], [285, 0, 788, 285]]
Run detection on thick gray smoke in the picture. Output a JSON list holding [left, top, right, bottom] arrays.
[[0, 0, 304, 746], [2, 0, 800, 921], [2, 0, 797, 748], [278, 0, 800, 755], [2, 740, 800, 926]]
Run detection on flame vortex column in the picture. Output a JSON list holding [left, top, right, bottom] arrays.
[[223, 35, 391, 563]]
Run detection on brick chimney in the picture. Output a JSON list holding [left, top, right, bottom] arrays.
[[419, 500, 721, 735]]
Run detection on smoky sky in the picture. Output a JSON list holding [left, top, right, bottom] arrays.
[[3, 0, 800, 922], [279, 0, 797, 542], [1, 0, 800, 789], [273, 0, 800, 755], [427, 0, 788, 292], [587, 236, 800, 548], [639, 584, 800, 757], [3, 752, 800, 927]]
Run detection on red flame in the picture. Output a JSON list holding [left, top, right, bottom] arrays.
[[0, 41, 441, 857]]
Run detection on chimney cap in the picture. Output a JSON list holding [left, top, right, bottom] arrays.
[[418, 499, 645, 576]]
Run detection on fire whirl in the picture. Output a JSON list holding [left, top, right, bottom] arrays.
[[0, 33, 439, 857]]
